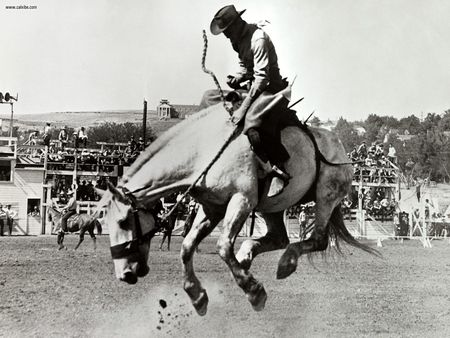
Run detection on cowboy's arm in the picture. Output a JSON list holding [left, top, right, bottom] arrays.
[[231, 38, 270, 124]]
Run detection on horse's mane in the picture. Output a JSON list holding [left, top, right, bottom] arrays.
[[123, 105, 221, 180]]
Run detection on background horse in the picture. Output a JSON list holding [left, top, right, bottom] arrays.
[[47, 206, 102, 250], [96, 88, 377, 315]]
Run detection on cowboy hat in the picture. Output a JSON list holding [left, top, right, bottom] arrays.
[[67, 190, 74, 195], [210, 5, 246, 35]]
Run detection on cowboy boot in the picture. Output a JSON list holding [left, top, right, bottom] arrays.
[[267, 164, 291, 198]]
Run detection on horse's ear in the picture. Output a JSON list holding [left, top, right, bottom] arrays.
[[93, 190, 111, 217], [106, 182, 131, 204], [107, 182, 121, 196]]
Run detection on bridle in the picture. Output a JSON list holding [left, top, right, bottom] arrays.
[[109, 187, 158, 260]]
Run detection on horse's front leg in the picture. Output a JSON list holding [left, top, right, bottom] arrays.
[[74, 230, 85, 250], [181, 207, 223, 316], [217, 193, 266, 311], [58, 231, 65, 250], [236, 211, 289, 270]]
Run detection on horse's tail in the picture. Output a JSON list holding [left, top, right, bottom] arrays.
[[328, 204, 380, 257], [95, 219, 103, 236]]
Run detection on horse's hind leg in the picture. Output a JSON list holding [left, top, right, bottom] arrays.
[[217, 193, 266, 311], [88, 227, 97, 250], [181, 206, 223, 316], [236, 211, 289, 270], [74, 230, 85, 250]]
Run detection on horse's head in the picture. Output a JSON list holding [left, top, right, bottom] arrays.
[[47, 206, 59, 222], [95, 183, 157, 285]]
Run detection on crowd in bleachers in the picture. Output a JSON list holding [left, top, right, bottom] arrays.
[[38, 124, 148, 199], [46, 132, 146, 173], [348, 141, 397, 184]]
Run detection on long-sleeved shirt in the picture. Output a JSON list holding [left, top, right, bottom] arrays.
[[231, 23, 284, 97], [65, 197, 77, 211]]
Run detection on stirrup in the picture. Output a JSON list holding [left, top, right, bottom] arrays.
[[271, 165, 291, 181], [267, 166, 291, 198]]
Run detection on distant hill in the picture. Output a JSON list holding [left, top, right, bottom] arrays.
[[0, 110, 183, 136]]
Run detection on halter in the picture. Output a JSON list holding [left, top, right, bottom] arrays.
[[109, 187, 157, 260]]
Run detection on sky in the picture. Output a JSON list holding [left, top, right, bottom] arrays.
[[0, 0, 449, 121]]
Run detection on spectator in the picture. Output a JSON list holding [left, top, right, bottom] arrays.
[[43, 122, 52, 147], [4, 204, 16, 236], [182, 200, 199, 238], [349, 147, 358, 162], [298, 207, 307, 240], [78, 127, 88, 148], [357, 141, 367, 159], [374, 143, 384, 160], [58, 126, 69, 150], [393, 212, 400, 238], [137, 137, 145, 151], [416, 180, 422, 202], [342, 197, 353, 220], [29, 205, 40, 217], [387, 144, 396, 164], [0, 204, 5, 236], [129, 136, 137, 152], [28, 131, 37, 145]]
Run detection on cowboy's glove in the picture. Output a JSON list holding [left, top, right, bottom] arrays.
[[226, 75, 242, 90], [230, 95, 253, 125]]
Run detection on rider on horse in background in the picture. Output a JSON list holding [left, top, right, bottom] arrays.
[[60, 190, 77, 233], [210, 4, 292, 197]]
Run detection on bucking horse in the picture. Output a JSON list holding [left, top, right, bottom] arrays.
[[48, 206, 102, 250], [95, 88, 378, 315]]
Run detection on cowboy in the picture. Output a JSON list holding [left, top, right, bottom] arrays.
[[60, 190, 77, 233], [210, 5, 291, 197]]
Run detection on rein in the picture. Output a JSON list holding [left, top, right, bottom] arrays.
[[129, 125, 240, 221]]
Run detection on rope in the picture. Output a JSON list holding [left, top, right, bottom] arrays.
[[201, 30, 232, 115], [131, 30, 240, 219]]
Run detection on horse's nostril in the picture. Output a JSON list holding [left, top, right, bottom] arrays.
[[121, 271, 138, 285], [137, 264, 150, 277]]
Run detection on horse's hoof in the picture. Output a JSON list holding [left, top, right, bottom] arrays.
[[120, 271, 138, 285], [277, 248, 298, 279], [236, 252, 252, 271], [247, 282, 267, 312], [192, 290, 209, 316], [239, 259, 252, 271]]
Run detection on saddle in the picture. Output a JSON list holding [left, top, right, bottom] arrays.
[[65, 213, 81, 232], [229, 89, 331, 203]]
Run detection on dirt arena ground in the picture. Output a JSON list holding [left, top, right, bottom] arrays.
[[1, 234, 450, 338]]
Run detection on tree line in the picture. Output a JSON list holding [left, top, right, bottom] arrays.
[[6, 108, 450, 182]]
